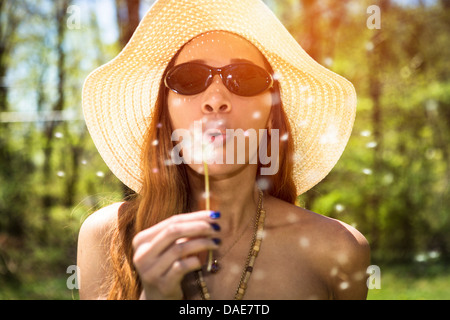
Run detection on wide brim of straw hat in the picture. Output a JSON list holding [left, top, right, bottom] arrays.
[[82, 0, 356, 196]]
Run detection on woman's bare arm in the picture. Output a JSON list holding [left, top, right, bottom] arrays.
[[77, 202, 122, 300], [77, 202, 221, 300]]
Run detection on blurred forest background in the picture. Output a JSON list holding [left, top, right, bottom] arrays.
[[0, 0, 449, 299]]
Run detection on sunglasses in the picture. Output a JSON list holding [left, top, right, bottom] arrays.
[[164, 62, 274, 97]]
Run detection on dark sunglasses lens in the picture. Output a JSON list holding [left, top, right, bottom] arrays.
[[225, 65, 272, 96], [166, 64, 211, 95]]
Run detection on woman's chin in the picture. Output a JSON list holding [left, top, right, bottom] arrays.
[[185, 161, 254, 179]]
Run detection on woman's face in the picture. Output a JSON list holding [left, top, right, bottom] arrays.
[[167, 31, 273, 177]]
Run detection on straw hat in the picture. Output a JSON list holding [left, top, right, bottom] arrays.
[[82, 0, 357, 195]]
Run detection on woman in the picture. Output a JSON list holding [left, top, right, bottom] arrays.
[[78, 0, 370, 300]]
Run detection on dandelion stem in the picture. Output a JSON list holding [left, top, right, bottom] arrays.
[[204, 162, 210, 211], [203, 161, 213, 272]]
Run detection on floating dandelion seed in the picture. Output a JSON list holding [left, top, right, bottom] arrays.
[[196, 166, 205, 174], [152, 139, 159, 146], [425, 99, 438, 113], [292, 151, 303, 163], [360, 130, 371, 137], [320, 125, 339, 145], [257, 229, 267, 239], [96, 171, 104, 177], [299, 237, 310, 248], [428, 251, 440, 259], [57, 171, 65, 177], [299, 85, 309, 93], [257, 177, 270, 191], [273, 71, 282, 81], [297, 120, 308, 128], [330, 267, 338, 277], [324, 57, 333, 67], [362, 168, 373, 175], [353, 271, 366, 281], [229, 263, 241, 275], [401, 66, 412, 79], [280, 133, 289, 141], [415, 253, 427, 262], [339, 282, 350, 290], [382, 173, 394, 185], [54, 132, 63, 139], [306, 96, 314, 105], [164, 159, 174, 166], [366, 141, 377, 148], [365, 42, 374, 51], [335, 204, 345, 213], [201, 191, 210, 200], [425, 148, 436, 160], [81, 159, 87, 165], [253, 269, 265, 281], [252, 111, 261, 119], [286, 212, 299, 223], [337, 253, 349, 265]]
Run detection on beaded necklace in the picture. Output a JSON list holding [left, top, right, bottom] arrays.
[[195, 189, 265, 300]]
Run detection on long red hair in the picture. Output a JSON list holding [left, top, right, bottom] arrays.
[[106, 50, 296, 300]]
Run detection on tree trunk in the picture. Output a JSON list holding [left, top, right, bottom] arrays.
[[366, 0, 391, 254], [40, 0, 70, 240], [115, 0, 141, 49]]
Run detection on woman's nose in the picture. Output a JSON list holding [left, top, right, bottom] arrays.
[[201, 75, 232, 114]]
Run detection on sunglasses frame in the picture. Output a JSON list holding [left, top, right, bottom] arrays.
[[164, 62, 274, 97]]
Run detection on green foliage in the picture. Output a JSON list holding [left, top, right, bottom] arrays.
[[292, 0, 450, 267], [367, 263, 450, 300], [1, 0, 449, 299]]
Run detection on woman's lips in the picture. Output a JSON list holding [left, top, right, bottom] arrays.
[[204, 128, 227, 145]]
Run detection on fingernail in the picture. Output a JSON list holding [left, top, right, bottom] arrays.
[[210, 211, 221, 219], [212, 238, 221, 245], [210, 223, 221, 232]]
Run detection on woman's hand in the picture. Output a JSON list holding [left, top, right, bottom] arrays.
[[132, 210, 221, 300]]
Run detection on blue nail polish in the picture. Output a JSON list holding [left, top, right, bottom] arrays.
[[210, 211, 221, 219], [212, 238, 221, 245], [210, 223, 221, 231]]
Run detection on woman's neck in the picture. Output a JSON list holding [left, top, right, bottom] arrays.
[[186, 164, 261, 238]]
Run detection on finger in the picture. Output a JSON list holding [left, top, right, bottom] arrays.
[[153, 237, 218, 276], [133, 210, 220, 249], [135, 237, 218, 278], [162, 256, 202, 290], [153, 219, 220, 254], [133, 219, 219, 267]]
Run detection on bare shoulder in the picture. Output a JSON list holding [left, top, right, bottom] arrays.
[[77, 202, 123, 299], [265, 196, 370, 299], [265, 195, 369, 255], [79, 202, 122, 238], [302, 208, 370, 299]]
